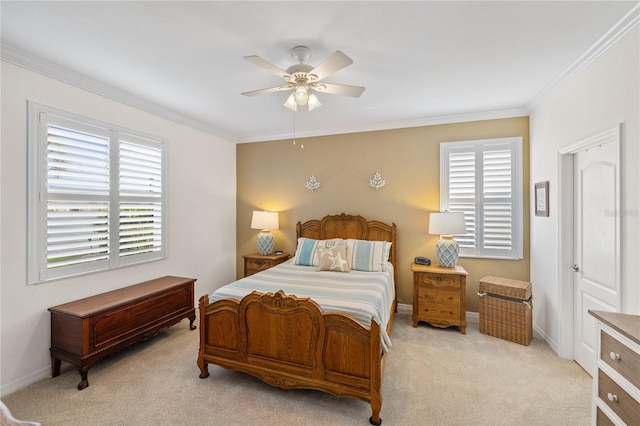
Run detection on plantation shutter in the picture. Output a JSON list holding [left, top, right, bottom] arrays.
[[482, 147, 514, 256], [447, 150, 476, 249], [118, 135, 164, 261], [440, 137, 522, 260], [44, 117, 112, 279]]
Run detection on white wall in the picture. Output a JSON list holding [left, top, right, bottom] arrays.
[[0, 61, 237, 396], [529, 27, 639, 356]]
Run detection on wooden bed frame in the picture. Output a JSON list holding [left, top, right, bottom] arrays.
[[197, 214, 397, 425]]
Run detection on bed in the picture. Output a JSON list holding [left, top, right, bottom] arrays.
[[197, 214, 397, 425]]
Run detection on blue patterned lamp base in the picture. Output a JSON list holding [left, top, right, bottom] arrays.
[[435, 236, 459, 268], [257, 231, 274, 255]]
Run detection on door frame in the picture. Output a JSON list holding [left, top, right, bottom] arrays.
[[556, 124, 621, 360]]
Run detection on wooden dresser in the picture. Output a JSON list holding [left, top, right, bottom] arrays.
[[589, 310, 640, 425], [49, 276, 196, 390], [412, 263, 468, 334], [243, 252, 290, 277]]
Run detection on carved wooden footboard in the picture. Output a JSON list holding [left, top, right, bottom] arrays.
[[197, 290, 389, 425], [198, 214, 397, 424]]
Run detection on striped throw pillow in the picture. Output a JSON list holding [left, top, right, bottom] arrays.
[[345, 239, 392, 272]]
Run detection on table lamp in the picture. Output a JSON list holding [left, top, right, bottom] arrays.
[[251, 211, 279, 255], [428, 212, 466, 268]]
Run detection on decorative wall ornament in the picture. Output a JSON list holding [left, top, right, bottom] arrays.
[[305, 175, 321, 191], [369, 171, 386, 190]]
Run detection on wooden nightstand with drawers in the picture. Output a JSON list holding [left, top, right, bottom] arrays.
[[412, 263, 468, 334], [243, 252, 290, 277]]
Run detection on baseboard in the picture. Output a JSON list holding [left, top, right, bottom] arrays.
[[1, 365, 50, 398], [397, 302, 412, 314], [532, 322, 564, 358]]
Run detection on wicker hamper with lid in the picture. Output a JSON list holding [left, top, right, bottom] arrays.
[[478, 276, 532, 346]]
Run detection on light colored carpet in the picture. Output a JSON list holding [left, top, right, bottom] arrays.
[[1, 311, 591, 425]]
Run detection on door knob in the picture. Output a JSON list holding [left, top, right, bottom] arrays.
[[570, 264, 580, 272]]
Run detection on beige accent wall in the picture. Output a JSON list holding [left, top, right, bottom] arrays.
[[237, 117, 530, 311]]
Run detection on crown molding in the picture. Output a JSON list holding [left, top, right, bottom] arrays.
[[0, 43, 236, 142], [525, 3, 640, 112]]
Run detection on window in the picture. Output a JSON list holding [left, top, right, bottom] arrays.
[[440, 137, 523, 260], [28, 102, 167, 283]]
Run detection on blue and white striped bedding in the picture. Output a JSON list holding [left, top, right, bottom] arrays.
[[209, 259, 395, 352]]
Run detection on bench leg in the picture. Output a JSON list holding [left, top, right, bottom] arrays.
[[51, 357, 61, 377], [77, 366, 91, 390]]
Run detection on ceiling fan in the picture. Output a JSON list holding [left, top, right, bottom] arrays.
[[241, 46, 365, 111]]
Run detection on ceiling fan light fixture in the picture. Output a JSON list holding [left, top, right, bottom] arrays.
[[308, 93, 322, 111], [293, 86, 309, 105], [284, 93, 297, 111]]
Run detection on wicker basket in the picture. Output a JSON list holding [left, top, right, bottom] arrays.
[[478, 276, 532, 346]]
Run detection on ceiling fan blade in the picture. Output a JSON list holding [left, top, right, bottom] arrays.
[[308, 50, 353, 81], [244, 55, 290, 79], [315, 83, 365, 98], [242, 86, 291, 97]]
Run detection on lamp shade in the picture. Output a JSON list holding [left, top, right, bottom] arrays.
[[294, 86, 309, 105], [307, 93, 322, 111], [284, 94, 297, 111], [428, 212, 466, 236], [251, 211, 279, 231]]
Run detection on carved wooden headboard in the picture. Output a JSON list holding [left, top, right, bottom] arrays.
[[296, 213, 398, 284]]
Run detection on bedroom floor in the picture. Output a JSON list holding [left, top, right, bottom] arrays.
[[2, 309, 591, 425]]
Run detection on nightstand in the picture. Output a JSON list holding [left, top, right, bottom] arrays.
[[243, 252, 290, 277], [412, 263, 468, 334]]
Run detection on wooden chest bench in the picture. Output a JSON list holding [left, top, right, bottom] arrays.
[[49, 275, 196, 389]]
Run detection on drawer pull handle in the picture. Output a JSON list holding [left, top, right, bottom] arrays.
[[609, 351, 620, 360], [607, 393, 618, 402]]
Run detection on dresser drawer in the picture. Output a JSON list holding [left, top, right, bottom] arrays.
[[596, 407, 616, 426], [243, 253, 290, 277], [598, 369, 640, 425], [601, 330, 640, 390], [417, 288, 460, 322], [417, 287, 460, 310], [416, 273, 460, 289], [246, 258, 272, 272]]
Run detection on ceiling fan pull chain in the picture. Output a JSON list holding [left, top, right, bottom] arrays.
[[300, 108, 304, 149], [292, 108, 297, 146]]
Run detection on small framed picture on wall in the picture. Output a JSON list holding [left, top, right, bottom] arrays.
[[535, 181, 549, 217]]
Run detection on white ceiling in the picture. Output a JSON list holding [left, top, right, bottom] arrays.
[[2, 1, 638, 143]]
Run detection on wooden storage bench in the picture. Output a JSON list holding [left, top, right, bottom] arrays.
[[49, 275, 196, 390], [478, 275, 532, 345]]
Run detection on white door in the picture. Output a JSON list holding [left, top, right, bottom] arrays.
[[573, 141, 620, 375]]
